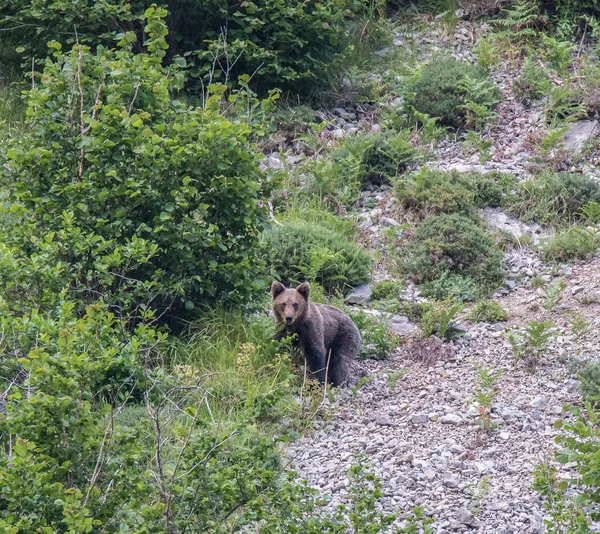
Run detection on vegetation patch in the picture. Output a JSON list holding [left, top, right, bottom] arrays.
[[264, 222, 371, 294], [408, 57, 501, 129]]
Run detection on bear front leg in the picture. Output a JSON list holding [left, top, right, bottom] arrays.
[[302, 338, 329, 384]]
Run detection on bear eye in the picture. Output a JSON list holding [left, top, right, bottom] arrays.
[[293, 303, 299, 311]]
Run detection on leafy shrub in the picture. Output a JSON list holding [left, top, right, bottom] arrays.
[[0, 10, 273, 321], [405, 213, 505, 286], [578, 361, 600, 404], [2, 0, 366, 95], [334, 130, 419, 186], [422, 299, 464, 340], [467, 300, 509, 323], [264, 223, 370, 293], [507, 320, 555, 370], [421, 272, 481, 302], [472, 364, 502, 431], [512, 172, 600, 225], [513, 56, 553, 103], [542, 227, 599, 262], [350, 311, 400, 360], [395, 169, 475, 216], [395, 169, 515, 217], [408, 58, 501, 128], [372, 279, 404, 300]]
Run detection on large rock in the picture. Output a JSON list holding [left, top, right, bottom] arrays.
[[345, 285, 372, 305], [561, 120, 599, 154]]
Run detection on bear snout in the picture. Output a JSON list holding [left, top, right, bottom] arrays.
[[285, 316, 294, 325]]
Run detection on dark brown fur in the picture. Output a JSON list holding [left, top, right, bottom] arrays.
[[271, 281, 361, 386]]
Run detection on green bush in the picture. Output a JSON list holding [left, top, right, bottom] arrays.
[[421, 272, 481, 302], [467, 300, 509, 323], [395, 169, 515, 217], [264, 223, 371, 293], [0, 10, 272, 320], [421, 299, 464, 341], [2, 1, 366, 95], [333, 130, 419, 187], [542, 227, 599, 262], [512, 172, 600, 225], [350, 311, 400, 360], [578, 361, 600, 404], [408, 58, 501, 129], [372, 279, 404, 300], [405, 213, 505, 286]]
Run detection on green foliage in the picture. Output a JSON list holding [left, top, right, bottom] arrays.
[[578, 361, 600, 404], [0, 10, 274, 321], [351, 311, 400, 360], [421, 272, 480, 302], [2, 0, 366, 96], [512, 172, 600, 225], [472, 364, 502, 431], [533, 459, 591, 533], [405, 213, 505, 286], [542, 227, 600, 262], [513, 56, 553, 103], [422, 299, 464, 340], [569, 312, 593, 341], [552, 403, 600, 524], [496, 0, 548, 41], [408, 58, 501, 129], [579, 201, 600, 224], [372, 279, 404, 300], [462, 130, 493, 164], [467, 300, 509, 323], [333, 130, 419, 187], [264, 223, 370, 293], [395, 169, 515, 217], [507, 320, 555, 370], [543, 276, 566, 310]]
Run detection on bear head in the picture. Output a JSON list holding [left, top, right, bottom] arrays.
[[271, 281, 310, 328]]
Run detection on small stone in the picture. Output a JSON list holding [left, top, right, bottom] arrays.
[[441, 414, 463, 425], [411, 414, 429, 425], [267, 154, 284, 170], [530, 396, 547, 409], [376, 416, 396, 427], [423, 469, 436, 481], [400, 453, 414, 463], [457, 507, 480, 528], [381, 217, 400, 227], [429, 413, 440, 422], [346, 284, 373, 305], [443, 474, 460, 488]]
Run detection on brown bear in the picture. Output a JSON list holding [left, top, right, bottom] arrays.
[[271, 281, 361, 386]]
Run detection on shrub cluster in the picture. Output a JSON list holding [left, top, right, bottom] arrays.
[[542, 227, 599, 262], [2, 1, 366, 95], [334, 130, 419, 187], [408, 58, 501, 129], [1, 11, 273, 321], [395, 168, 516, 216], [404, 213, 505, 287], [512, 172, 600, 225], [264, 223, 371, 293]]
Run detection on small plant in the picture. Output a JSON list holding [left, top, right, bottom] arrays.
[[507, 320, 555, 370], [350, 375, 375, 397], [542, 227, 599, 263], [533, 459, 591, 533], [421, 272, 480, 302], [543, 277, 566, 310], [387, 369, 410, 390], [472, 364, 502, 431], [578, 361, 600, 405], [458, 75, 502, 130], [462, 131, 493, 164], [422, 299, 464, 340], [496, 0, 547, 41], [579, 201, 600, 224], [333, 130, 419, 187], [467, 300, 509, 323], [372, 279, 404, 300], [568, 312, 592, 341], [351, 311, 400, 360], [513, 56, 552, 103], [468, 476, 491, 516], [408, 57, 501, 129]]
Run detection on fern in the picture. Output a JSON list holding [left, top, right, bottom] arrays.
[[458, 76, 502, 130], [543, 277, 566, 311], [496, 0, 547, 40], [579, 201, 600, 224]]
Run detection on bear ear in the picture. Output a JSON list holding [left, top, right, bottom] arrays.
[[297, 282, 310, 301], [271, 281, 286, 299]]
